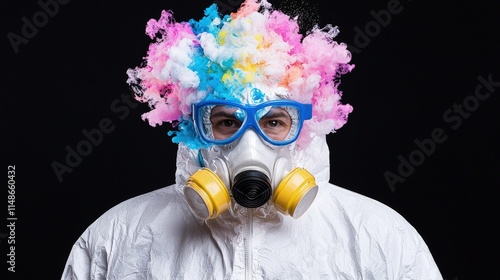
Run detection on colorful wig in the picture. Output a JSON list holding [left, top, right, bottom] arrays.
[[126, 0, 354, 148]]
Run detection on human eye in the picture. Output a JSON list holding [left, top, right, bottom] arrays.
[[258, 107, 292, 140], [217, 118, 240, 128], [262, 119, 284, 128], [210, 107, 242, 139]]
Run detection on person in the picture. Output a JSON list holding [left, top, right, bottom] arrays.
[[61, 0, 442, 279]]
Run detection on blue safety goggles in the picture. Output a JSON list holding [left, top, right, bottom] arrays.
[[193, 99, 312, 146]]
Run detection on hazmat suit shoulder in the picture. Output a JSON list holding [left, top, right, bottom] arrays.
[[61, 185, 210, 279]]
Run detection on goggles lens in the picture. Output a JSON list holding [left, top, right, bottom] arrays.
[[194, 100, 312, 145]]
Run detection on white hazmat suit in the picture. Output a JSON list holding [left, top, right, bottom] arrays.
[[62, 135, 442, 279], [61, 0, 443, 278]]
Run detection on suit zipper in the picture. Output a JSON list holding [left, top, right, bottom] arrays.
[[245, 209, 253, 280]]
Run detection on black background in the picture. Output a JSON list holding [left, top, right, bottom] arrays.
[[1, 0, 499, 279]]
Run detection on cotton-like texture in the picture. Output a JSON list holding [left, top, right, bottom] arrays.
[[126, 0, 354, 148]]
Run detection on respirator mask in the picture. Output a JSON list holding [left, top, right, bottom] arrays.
[[183, 99, 319, 220]]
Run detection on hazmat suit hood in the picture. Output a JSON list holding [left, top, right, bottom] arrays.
[[126, 0, 354, 220]]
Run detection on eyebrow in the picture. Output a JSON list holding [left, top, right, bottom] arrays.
[[211, 111, 239, 119], [261, 110, 290, 119]]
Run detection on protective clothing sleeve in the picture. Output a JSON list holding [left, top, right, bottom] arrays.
[[62, 236, 93, 279]]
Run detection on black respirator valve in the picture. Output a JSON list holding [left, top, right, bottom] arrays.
[[232, 170, 272, 208]]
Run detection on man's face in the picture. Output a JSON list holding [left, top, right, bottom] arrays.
[[209, 105, 293, 141]]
